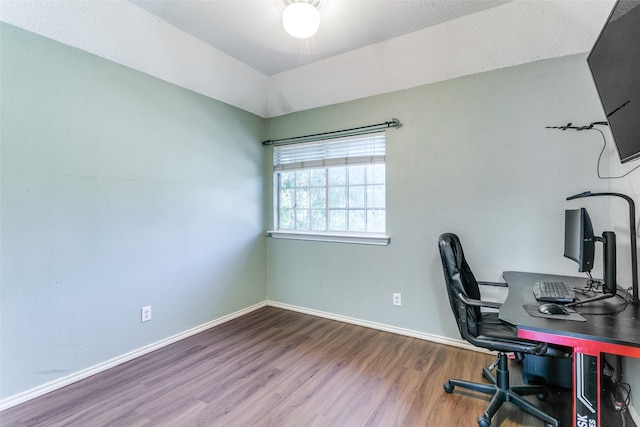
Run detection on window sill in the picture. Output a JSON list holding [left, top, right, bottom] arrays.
[[267, 230, 390, 246]]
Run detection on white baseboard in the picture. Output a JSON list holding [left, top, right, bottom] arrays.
[[0, 301, 267, 412], [266, 300, 486, 354], [4, 299, 634, 423]]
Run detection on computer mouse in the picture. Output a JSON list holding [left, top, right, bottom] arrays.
[[538, 303, 569, 315]]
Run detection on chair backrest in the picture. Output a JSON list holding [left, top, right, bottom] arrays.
[[438, 233, 482, 337], [437, 233, 570, 358]]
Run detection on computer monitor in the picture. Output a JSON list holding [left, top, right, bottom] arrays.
[[564, 208, 617, 304], [564, 208, 595, 273], [564, 208, 596, 273]]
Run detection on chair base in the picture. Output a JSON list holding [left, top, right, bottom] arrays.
[[443, 352, 559, 427]]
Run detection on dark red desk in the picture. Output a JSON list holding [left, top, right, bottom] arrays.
[[500, 271, 640, 427]]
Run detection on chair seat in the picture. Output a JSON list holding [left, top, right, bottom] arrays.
[[477, 312, 519, 341]]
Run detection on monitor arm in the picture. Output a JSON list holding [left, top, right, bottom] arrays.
[[567, 191, 639, 304]]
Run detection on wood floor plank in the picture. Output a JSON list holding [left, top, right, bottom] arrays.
[[1, 307, 578, 427]]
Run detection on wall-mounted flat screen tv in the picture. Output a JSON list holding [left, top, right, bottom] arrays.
[[587, 0, 640, 163]]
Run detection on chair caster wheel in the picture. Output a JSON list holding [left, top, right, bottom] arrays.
[[443, 382, 454, 393], [478, 415, 491, 427]]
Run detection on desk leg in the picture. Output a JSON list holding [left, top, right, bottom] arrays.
[[574, 352, 600, 427]]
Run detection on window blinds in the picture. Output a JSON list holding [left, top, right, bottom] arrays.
[[273, 132, 386, 172]]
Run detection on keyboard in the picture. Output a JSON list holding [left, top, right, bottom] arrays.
[[533, 281, 576, 303]]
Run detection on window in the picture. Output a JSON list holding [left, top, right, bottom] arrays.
[[270, 132, 388, 244]]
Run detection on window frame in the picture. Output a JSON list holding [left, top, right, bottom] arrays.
[[268, 132, 390, 245]]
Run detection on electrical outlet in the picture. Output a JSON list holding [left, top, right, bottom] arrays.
[[141, 306, 152, 322], [393, 293, 402, 306]]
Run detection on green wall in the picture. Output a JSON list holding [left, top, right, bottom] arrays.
[[3, 21, 638, 409], [0, 23, 266, 399], [265, 54, 610, 338], [264, 52, 639, 403]]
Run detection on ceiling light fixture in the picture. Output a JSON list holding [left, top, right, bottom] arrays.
[[282, 2, 320, 39]]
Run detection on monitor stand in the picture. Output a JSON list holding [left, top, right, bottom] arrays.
[[567, 231, 618, 308]]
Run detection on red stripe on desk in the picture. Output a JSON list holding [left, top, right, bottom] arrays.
[[518, 330, 640, 357]]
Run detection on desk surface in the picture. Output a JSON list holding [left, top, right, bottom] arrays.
[[500, 271, 640, 353]]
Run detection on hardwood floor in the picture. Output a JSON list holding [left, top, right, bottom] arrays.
[[1, 307, 572, 426]]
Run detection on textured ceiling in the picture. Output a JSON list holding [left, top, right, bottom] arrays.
[[130, 0, 512, 75], [1, 0, 615, 117]]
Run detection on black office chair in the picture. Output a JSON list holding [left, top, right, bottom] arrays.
[[437, 233, 570, 427]]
